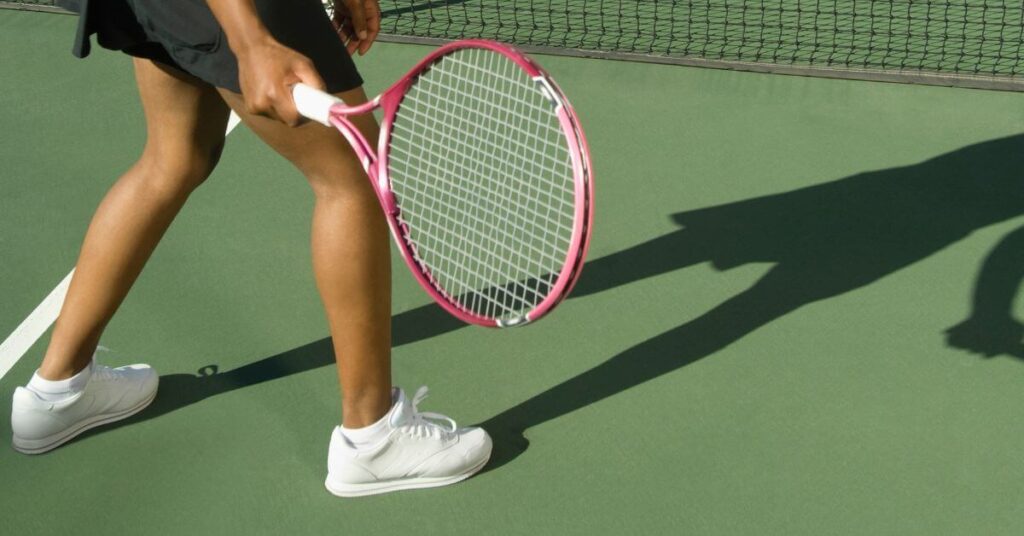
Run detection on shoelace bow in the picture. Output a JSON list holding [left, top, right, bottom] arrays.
[[404, 386, 457, 440], [90, 360, 119, 381]]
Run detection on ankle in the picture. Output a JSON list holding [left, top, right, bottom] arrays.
[[28, 362, 93, 401], [38, 343, 96, 381], [37, 358, 93, 382], [342, 388, 395, 428]]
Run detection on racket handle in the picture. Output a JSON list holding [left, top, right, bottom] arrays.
[[292, 83, 343, 126]]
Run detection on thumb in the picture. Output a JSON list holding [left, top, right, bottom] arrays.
[[293, 59, 326, 92], [284, 59, 327, 126]]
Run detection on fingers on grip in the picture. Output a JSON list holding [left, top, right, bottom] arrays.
[[292, 83, 344, 126]]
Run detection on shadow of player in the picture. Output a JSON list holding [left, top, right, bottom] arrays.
[[946, 222, 1024, 359], [73, 134, 1024, 470], [481, 133, 1024, 469]]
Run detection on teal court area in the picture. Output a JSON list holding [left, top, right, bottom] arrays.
[[2, 5, 1024, 535]]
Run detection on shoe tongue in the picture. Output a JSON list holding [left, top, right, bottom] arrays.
[[388, 388, 413, 428]]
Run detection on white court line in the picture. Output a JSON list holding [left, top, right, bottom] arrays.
[[0, 270, 76, 380], [0, 112, 243, 381], [226, 111, 241, 133]]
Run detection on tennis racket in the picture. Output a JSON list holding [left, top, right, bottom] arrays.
[[292, 39, 593, 327]]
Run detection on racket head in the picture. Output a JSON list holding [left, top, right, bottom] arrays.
[[376, 40, 594, 328]]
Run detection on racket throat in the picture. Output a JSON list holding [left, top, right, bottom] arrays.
[[328, 115, 378, 171]]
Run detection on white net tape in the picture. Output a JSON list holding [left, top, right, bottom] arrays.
[[387, 47, 577, 323]]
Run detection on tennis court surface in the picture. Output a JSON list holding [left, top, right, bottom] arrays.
[[2, 3, 1024, 534]]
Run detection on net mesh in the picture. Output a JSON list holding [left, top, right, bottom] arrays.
[[375, 1, 1024, 80], [6, 0, 1023, 85], [387, 47, 577, 323]]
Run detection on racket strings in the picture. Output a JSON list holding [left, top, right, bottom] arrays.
[[399, 57, 555, 314], [436, 51, 571, 316], [387, 47, 577, 322]]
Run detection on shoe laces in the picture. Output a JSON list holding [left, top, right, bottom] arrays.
[[403, 386, 457, 440], [90, 360, 119, 382]]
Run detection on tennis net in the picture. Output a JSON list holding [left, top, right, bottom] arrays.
[[5, 0, 1022, 90]]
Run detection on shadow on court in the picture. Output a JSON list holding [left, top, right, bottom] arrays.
[[73, 134, 1024, 470]]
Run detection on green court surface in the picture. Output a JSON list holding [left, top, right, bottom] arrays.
[[3, 8, 1024, 535]]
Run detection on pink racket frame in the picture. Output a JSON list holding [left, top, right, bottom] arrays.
[[294, 40, 594, 327]]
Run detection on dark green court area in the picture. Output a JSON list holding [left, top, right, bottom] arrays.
[[2, 8, 1024, 535]]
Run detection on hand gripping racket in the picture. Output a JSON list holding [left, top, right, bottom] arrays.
[[292, 40, 593, 327]]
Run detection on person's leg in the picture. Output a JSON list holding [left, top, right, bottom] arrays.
[[38, 59, 231, 380], [13, 59, 230, 454], [219, 87, 490, 496], [216, 87, 392, 428]]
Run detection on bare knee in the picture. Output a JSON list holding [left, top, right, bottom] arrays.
[[136, 141, 224, 198], [305, 167, 378, 206]]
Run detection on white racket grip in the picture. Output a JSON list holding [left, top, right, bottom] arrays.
[[292, 83, 343, 126]]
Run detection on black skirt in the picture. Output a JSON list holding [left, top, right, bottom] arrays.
[[56, 0, 363, 93]]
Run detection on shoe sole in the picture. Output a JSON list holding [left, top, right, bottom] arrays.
[[324, 451, 492, 498], [12, 388, 159, 455]]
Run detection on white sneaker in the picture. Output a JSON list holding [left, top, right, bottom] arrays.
[[11, 360, 159, 454], [325, 386, 492, 497]]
